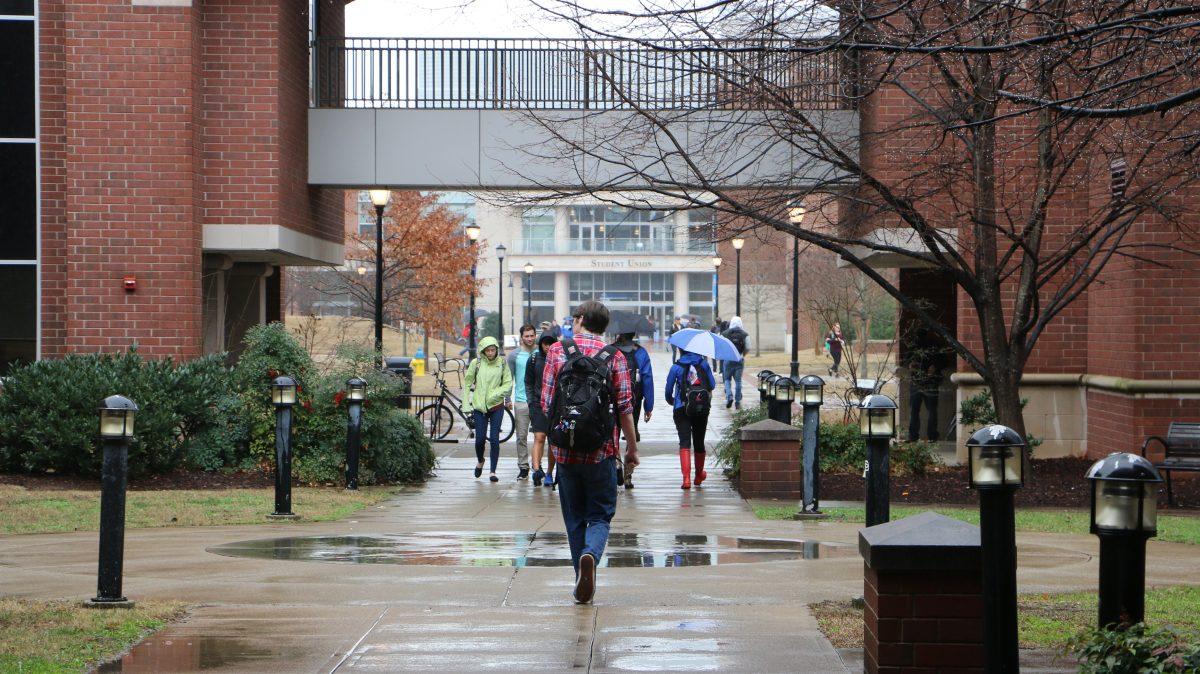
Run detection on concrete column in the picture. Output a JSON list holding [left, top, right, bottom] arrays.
[[673, 211, 689, 253], [554, 272, 570, 320], [554, 205, 569, 253], [674, 272, 689, 317]]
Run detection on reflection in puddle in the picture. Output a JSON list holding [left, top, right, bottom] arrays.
[[207, 532, 853, 567], [98, 636, 273, 672]]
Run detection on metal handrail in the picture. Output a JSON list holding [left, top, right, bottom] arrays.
[[311, 37, 850, 110]]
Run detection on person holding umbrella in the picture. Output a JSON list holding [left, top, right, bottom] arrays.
[[608, 311, 655, 489], [666, 328, 740, 489]]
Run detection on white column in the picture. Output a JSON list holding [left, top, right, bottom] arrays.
[[673, 211, 689, 253], [674, 271, 689, 317], [554, 205, 569, 252], [554, 271, 570, 320]]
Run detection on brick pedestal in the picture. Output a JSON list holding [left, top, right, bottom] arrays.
[[738, 418, 802, 498], [859, 512, 985, 673]]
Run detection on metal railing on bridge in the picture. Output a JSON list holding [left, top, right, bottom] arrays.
[[311, 38, 851, 110]]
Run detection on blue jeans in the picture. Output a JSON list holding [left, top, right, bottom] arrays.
[[473, 408, 504, 472], [556, 457, 618, 572], [722, 361, 744, 404]]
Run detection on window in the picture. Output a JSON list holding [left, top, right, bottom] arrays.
[[1110, 158, 1127, 202], [521, 207, 555, 253], [686, 208, 716, 253], [568, 273, 675, 305], [567, 206, 674, 252]]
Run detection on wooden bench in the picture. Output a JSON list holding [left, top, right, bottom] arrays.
[[1141, 422, 1200, 506]]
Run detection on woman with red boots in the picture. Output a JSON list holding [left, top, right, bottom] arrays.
[[664, 348, 717, 489]]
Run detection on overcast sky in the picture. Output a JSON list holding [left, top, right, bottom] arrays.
[[346, 0, 566, 39]]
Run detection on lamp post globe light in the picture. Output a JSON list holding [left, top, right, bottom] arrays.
[[368, 190, 391, 359], [711, 256, 723, 322], [788, 205, 805, 377], [88, 395, 138, 608], [798, 375, 825, 514], [1086, 453, 1163, 629], [343, 377, 367, 491], [966, 424, 1026, 674], [465, 224, 481, 360], [269, 376, 300, 520], [765, 374, 783, 422], [523, 262, 534, 324], [858, 394, 897, 527], [732, 236, 745, 317], [772, 375, 796, 425], [757, 369, 775, 404], [496, 243, 507, 343]]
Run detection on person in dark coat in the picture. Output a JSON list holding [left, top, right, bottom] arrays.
[[528, 331, 559, 486]]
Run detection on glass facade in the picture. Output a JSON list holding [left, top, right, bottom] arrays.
[[567, 205, 674, 253], [521, 207, 556, 253]]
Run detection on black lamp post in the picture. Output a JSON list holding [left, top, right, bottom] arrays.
[[799, 374, 825, 514], [466, 223, 481, 361], [788, 205, 805, 378], [765, 374, 783, 422], [757, 369, 775, 404], [344, 377, 367, 491], [368, 190, 390, 359], [1086, 452, 1163, 629], [269, 376, 299, 520], [496, 243, 507, 342], [711, 255, 722, 323], [732, 236, 744, 316], [88, 394, 138, 608], [524, 262, 534, 324], [773, 375, 796, 425], [967, 424, 1026, 673], [859, 394, 897, 527]]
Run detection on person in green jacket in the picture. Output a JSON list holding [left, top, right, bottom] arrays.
[[464, 336, 513, 482]]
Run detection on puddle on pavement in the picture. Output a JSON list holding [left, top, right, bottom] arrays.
[[97, 636, 273, 672], [207, 532, 855, 567]]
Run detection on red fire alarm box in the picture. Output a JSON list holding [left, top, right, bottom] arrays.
[[123, 276, 137, 292]]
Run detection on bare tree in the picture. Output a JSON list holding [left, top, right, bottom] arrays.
[[739, 263, 786, 357], [516, 0, 1200, 437]]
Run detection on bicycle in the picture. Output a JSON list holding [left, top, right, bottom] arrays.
[[415, 355, 515, 443]]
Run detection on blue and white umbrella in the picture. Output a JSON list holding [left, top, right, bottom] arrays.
[[668, 328, 743, 361]]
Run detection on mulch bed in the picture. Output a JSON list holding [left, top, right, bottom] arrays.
[[819, 457, 1200, 510], [0, 469, 273, 491]]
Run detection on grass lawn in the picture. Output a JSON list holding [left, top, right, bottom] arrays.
[[810, 586, 1200, 650], [0, 599, 185, 673], [755, 504, 1200, 546], [0, 485, 399, 536]]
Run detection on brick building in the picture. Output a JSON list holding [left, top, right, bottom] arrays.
[[1, 0, 346, 371]]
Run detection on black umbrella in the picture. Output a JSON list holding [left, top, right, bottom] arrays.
[[609, 310, 654, 336]]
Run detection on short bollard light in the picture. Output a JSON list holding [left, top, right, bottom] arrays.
[[88, 395, 138, 608], [798, 375, 825, 515], [757, 369, 775, 404], [344, 377, 367, 491], [773, 375, 796, 425], [269, 376, 300, 520], [1086, 453, 1163, 629], [967, 424, 1026, 674], [765, 374, 784, 423], [858, 394, 897, 527]]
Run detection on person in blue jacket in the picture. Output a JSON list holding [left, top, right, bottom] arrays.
[[611, 332, 654, 488], [664, 349, 716, 490]]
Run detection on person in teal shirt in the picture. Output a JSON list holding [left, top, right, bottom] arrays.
[[505, 324, 537, 478]]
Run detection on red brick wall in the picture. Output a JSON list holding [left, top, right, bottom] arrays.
[[864, 565, 985, 672], [39, 4, 67, 358], [739, 433, 802, 498]]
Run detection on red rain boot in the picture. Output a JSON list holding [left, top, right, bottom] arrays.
[[694, 451, 707, 486], [679, 448, 692, 490]]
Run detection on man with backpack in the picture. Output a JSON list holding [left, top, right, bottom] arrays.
[[540, 301, 639, 604], [720, 316, 750, 410], [611, 331, 654, 488], [664, 347, 717, 490]]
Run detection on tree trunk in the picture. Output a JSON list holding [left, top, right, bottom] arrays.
[[754, 308, 761, 357]]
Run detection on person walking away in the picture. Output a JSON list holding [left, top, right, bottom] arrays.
[[665, 348, 716, 490], [506, 325, 537, 480], [668, 318, 682, 360], [825, 323, 846, 377], [905, 329, 946, 442], [541, 301, 639, 604], [611, 331, 654, 488], [560, 316, 574, 340], [463, 336, 513, 482], [528, 330, 558, 487], [457, 323, 472, 357], [720, 316, 750, 410]]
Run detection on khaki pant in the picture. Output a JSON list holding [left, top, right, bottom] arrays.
[[514, 402, 531, 469]]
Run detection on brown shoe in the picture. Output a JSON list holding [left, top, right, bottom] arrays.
[[574, 553, 596, 604]]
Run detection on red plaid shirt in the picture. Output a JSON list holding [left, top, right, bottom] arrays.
[[540, 332, 633, 464]]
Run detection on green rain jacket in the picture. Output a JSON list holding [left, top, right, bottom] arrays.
[[463, 336, 512, 413]]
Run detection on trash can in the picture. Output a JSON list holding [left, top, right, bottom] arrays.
[[385, 356, 414, 410]]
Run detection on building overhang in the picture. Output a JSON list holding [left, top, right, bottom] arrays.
[[838, 227, 958, 270], [203, 225, 344, 267]]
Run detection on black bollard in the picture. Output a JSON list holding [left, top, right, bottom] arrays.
[[801, 402, 821, 513], [270, 376, 299, 520], [1097, 534, 1149, 628], [344, 377, 367, 490], [88, 394, 138, 609], [859, 394, 897, 527]]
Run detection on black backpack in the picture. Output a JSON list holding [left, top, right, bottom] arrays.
[[680, 363, 712, 416], [548, 339, 620, 457], [723, 328, 748, 355], [615, 342, 642, 394]]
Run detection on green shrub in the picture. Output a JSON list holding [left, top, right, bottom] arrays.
[[714, 403, 768, 478], [1068, 623, 1200, 673], [0, 350, 230, 478], [892, 440, 941, 476], [816, 422, 866, 472], [959, 390, 1043, 452]]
